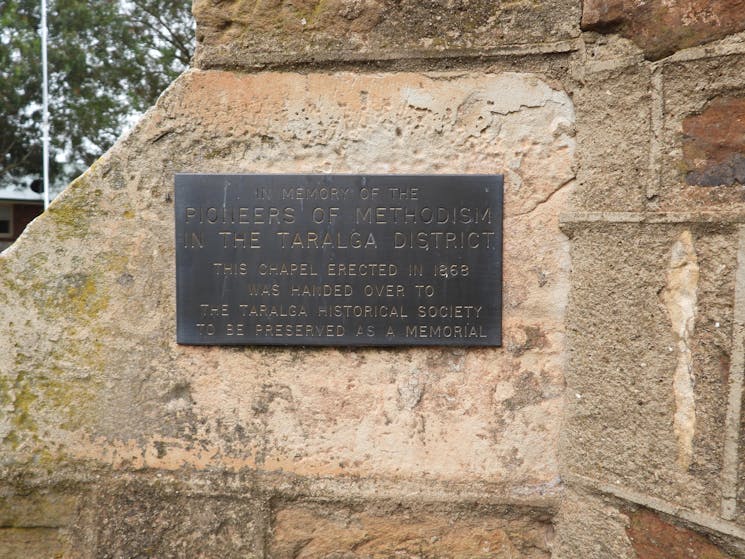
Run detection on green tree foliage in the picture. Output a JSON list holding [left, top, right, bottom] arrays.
[[0, 0, 194, 193]]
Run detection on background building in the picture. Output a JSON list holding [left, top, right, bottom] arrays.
[[0, 184, 43, 252]]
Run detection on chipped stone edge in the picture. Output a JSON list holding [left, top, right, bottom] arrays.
[[574, 31, 745, 76], [564, 472, 745, 540], [652, 30, 745, 66]]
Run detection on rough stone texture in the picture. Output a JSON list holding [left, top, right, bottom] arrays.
[[0, 69, 573, 553], [683, 96, 745, 187], [74, 480, 266, 558], [0, 490, 78, 528], [553, 489, 635, 558], [626, 508, 734, 559], [192, 0, 581, 69], [0, 528, 70, 558], [582, 0, 745, 60], [269, 503, 553, 558], [558, 39, 745, 544], [658, 53, 745, 211], [0, 71, 574, 483], [569, 58, 650, 211], [0, 490, 77, 558], [561, 223, 737, 517]]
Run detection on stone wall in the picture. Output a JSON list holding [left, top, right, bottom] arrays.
[[2, 1, 745, 557]]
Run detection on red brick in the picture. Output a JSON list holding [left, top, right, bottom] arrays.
[[682, 96, 745, 187], [626, 509, 733, 559]]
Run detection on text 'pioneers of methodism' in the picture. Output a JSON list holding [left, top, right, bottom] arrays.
[[175, 174, 503, 347]]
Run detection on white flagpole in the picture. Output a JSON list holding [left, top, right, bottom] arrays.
[[41, 0, 50, 210]]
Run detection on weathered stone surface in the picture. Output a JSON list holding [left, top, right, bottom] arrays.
[[561, 224, 737, 516], [0, 490, 77, 558], [192, 0, 581, 68], [553, 489, 635, 558], [658, 54, 745, 211], [270, 503, 553, 558], [626, 508, 734, 559], [0, 491, 78, 528], [582, 0, 745, 60], [570, 62, 650, 211], [683, 97, 745, 187], [73, 479, 265, 558], [0, 528, 70, 558], [0, 71, 573, 494]]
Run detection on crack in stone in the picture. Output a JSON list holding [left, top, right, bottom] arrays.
[[510, 176, 575, 218]]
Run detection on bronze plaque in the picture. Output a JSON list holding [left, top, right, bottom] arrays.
[[175, 174, 503, 346]]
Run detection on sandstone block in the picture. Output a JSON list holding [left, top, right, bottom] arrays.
[[562, 224, 738, 517], [0, 491, 78, 528], [553, 489, 635, 558], [0, 70, 573, 495], [0, 528, 70, 559], [0, 491, 78, 557], [269, 503, 553, 558], [192, 0, 580, 68], [571, 63, 651, 211], [74, 480, 265, 558]]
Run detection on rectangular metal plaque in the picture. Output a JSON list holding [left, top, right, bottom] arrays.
[[175, 174, 503, 346]]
